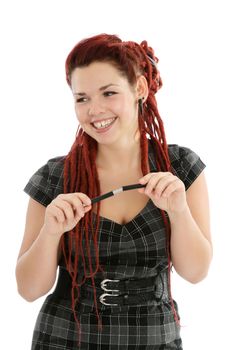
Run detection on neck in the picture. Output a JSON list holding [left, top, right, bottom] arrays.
[[96, 138, 142, 172]]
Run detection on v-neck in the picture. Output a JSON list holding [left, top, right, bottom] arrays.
[[91, 139, 156, 228], [92, 198, 152, 228]]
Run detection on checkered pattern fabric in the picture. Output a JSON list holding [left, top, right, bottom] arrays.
[[24, 140, 206, 349]]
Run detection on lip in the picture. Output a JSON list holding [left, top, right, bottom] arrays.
[[92, 117, 117, 134], [91, 117, 116, 123]]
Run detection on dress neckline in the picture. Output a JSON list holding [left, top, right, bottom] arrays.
[[92, 198, 152, 227], [91, 139, 156, 228]]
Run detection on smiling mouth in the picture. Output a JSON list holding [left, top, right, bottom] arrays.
[[91, 117, 117, 130]]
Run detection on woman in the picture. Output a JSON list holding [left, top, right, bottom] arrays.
[[16, 33, 212, 349]]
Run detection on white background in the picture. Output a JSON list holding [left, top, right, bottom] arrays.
[[0, 0, 232, 348]]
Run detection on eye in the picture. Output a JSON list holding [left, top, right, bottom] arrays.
[[75, 97, 88, 103], [103, 91, 117, 97]]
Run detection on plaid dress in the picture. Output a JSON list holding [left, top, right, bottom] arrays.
[[24, 140, 206, 349]]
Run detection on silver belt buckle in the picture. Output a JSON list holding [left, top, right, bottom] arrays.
[[99, 293, 118, 306], [99, 279, 120, 306], [100, 279, 120, 293]]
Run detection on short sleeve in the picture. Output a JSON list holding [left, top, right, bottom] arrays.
[[168, 144, 206, 191], [23, 156, 65, 206]]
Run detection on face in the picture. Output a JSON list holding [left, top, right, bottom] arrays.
[[70, 61, 141, 146]]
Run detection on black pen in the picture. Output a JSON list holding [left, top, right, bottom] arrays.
[[83, 183, 147, 206]]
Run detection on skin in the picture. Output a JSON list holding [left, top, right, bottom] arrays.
[[71, 61, 148, 171], [15, 60, 212, 302]]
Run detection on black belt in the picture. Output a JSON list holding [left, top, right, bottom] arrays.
[[53, 267, 166, 306], [94, 276, 157, 292], [96, 290, 157, 306]]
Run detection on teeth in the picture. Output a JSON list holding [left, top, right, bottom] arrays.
[[93, 118, 116, 129]]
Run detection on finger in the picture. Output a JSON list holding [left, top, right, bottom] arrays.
[[74, 209, 85, 221], [67, 195, 91, 217], [144, 173, 169, 195], [56, 193, 92, 207], [161, 179, 184, 198], [55, 193, 91, 217], [49, 205, 66, 223], [138, 173, 156, 184], [54, 199, 76, 221], [54, 200, 85, 222], [75, 193, 92, 207], [154, 174, 176, 197], [67, 194, 92, 215], [83, 204, 92, 212]]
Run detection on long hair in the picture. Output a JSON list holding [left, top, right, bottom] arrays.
[[61, 33, 179, 340]]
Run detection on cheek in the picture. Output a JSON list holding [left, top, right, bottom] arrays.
[[74, 105, 87, 123], [119, 100, 137, 119], [112, 102, 123, 115], [112, 97, 133, 116]]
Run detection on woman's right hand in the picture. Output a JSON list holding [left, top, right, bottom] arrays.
[[43, 193, 92, 237]]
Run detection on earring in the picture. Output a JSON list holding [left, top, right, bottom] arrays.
[[138, 98, 144, 115]]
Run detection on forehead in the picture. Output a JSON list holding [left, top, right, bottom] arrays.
[[70, 61, 130, 93]]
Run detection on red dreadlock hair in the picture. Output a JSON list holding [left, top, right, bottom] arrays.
[[61, 33, 180, 339]]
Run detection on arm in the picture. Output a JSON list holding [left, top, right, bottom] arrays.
[[169, 171, 213, 283], [15, 194, 92, 302], [15, 198, 61, 301], [138, 166, 212, 284]]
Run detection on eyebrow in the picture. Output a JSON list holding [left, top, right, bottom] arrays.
[[73, 83, 119, 96]]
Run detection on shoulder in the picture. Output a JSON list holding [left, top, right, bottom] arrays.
[[24, 156, 66, 206], [168, 144, 200, 163], [46, 156, 65, 180], [167, 144, 206, 191], [45, 156, 66, 196]]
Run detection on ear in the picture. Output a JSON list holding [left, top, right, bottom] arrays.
[[135, 75, 149, 101]]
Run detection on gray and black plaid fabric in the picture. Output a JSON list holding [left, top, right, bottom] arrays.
[[24, 140, 206, 349]]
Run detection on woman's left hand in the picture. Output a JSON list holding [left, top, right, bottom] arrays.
[[138, 172, 188, 214]]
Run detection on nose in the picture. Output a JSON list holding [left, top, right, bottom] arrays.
[[88, 98, 105, 116]]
